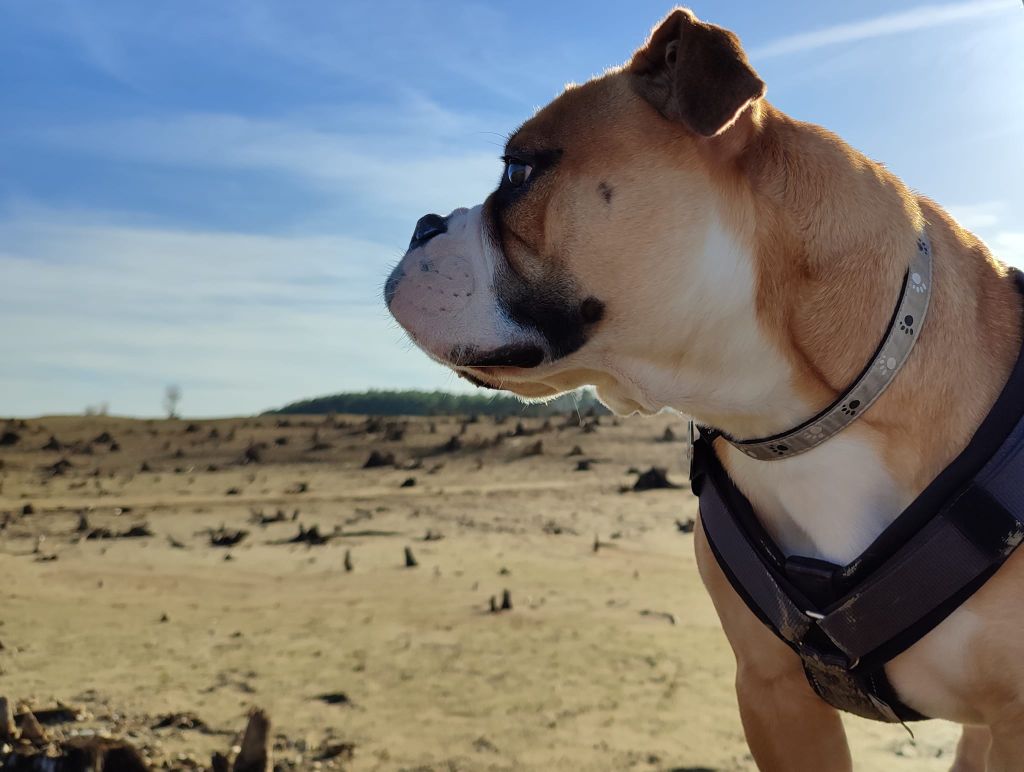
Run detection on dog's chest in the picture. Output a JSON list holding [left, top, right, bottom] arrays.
[[721, 427, 912, 565], [720, 427, 983, 719]]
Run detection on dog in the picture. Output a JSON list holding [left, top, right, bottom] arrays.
[[384, 8, 1024, 770]]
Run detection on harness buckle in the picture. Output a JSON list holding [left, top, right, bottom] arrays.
[[796, 640, 857, 672]]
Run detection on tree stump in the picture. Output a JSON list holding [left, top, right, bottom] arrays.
[[0, 696, 17, 742], [232, 708, 272, 772], [404, 546, 418, 568], [16, 709, 48, 744]]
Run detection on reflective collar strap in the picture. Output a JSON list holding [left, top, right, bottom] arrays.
[[726, 231, 934, 461]]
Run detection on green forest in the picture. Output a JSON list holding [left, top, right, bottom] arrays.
[[268, 388, 609, 417]]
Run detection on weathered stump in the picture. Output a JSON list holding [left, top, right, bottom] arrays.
[[233, 708, 272, 772]]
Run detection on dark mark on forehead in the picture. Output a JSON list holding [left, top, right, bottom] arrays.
[[598, 182, 614, 204]]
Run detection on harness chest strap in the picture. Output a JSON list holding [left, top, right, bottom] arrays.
[[689, 268, 1024, 723]]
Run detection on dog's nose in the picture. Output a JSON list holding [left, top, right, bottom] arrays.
[[409, 213, 447, 250]]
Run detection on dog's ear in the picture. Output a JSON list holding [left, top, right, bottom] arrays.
[[629, 8, 765, 138]]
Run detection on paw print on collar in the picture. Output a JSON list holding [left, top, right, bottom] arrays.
[[910, 271, 927, 294], [876, 355, 898, 376], [917, 237, 929, 255], [899, 314, 915, 335], [840, 399, 862, 417], [766, 442, 790, 456], [802, 424, 826, 444]]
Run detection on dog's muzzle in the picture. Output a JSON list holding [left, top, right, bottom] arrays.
[[384, 205, 547, 370]]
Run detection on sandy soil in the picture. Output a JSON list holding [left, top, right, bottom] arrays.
[[0, 412, 961, 770]]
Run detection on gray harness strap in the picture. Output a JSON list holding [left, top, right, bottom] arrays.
[[698, 474, 813, 643], [692, 271, 1024, 722], [818, 485, 1024, 664], [695, 420, 1024, 722], [695, 452, 916, 722]]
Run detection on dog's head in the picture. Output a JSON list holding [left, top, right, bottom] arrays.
[[385, 9, 768, 417]]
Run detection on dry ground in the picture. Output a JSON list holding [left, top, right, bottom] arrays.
[[0, 412, 961, 770]]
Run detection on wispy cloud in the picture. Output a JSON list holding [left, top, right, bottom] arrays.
[[0, 208, 456, 416], [750, 0, 1011, 59], [947, 201, 1007, 231], [947, 201, 1024, 268], [38, 101, 507, 232], [991, 231, 1024, 267]]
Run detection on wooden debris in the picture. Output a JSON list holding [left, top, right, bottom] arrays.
[[344, 549, 353, 572], [639, 609, 677, 625], [85, 523, 153, 541], [675, 518, 696, 534], [29, 704, 84, 725], [316, 692, 352, 706], [152, 710, 207, 731], [522, 440, 544, 457], [438, 435, 462, 453], [232, 708, 272, 772], [316, 742, 356, 762], [362, 450, 395, 468], [288, 524, 330, 546], [249, 508, 287, 526], [632, 467, 679, 491], [404, 546, 418, 568], [209, 526, 248, 548], [16, 709, 48, 744], [0, 696, 17, 742], [240, 442, 265, 464]]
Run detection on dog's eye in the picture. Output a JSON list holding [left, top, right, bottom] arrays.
[[505, 160, 533, 187]]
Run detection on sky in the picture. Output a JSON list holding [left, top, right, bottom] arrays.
[[1, 1, 1022, 417]]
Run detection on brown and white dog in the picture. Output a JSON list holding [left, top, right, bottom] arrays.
[[384, 8, 1024, 770]]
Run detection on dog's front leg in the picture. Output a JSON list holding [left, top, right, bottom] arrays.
[[695, 520, 852, 771], [987, 715, 1024, 772], [950, 725, 990, 772], [734, 662, 851, 772]]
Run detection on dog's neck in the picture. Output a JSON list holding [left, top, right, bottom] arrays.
[[673, 105, 1021, 562]]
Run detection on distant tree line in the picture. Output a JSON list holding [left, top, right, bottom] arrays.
[[267, 388, 610, 417]]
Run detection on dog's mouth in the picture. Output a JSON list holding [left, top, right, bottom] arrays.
[[450, 343, 546, 369], [455, 365, 565, 398], [450, 343, 549, 393]]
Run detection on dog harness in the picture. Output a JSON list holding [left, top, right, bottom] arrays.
[[689, 254, 1024, 723]]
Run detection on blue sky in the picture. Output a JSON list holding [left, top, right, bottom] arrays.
[[1, 1, 1022, 417]]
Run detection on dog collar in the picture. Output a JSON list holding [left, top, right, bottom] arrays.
[[722, 231, 934, 461]]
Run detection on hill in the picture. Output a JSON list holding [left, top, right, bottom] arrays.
[[267, 388, 609, 417]]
